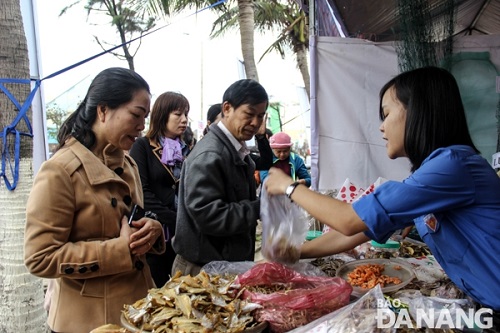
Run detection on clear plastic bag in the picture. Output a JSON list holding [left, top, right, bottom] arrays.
[[260, 180, 309, 264], [408, 296, 475, 329], [203, 260, 327, 278], [202, 260, 256, 276]]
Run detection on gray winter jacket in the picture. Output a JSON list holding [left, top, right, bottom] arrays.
[[173, 125, 271, 265]]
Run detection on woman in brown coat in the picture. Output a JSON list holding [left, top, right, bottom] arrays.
[[24, 67, 165, 333]]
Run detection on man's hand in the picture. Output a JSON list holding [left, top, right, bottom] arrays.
[[256, 113, 268, 136]]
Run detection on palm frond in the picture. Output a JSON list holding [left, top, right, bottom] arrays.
[[210, 6, 239, 37], [258, 34, 287, 63]]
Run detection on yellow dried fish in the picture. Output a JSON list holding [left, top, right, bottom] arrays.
[[175, 294, 193, 318], [122, 270, 262, 332], [171, 317, 209, 333], [149, 307, 182, 326]]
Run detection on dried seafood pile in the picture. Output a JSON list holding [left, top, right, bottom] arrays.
[[310, 240, 462, 298], [309, 256, 349, 277], [347, 264, 402, 289], [122, 270, 262, 332], [398, 240, 432, 257], [308, 243, 473, 333]]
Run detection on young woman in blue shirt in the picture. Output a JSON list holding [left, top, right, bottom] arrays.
[[264, 66, 500, 311]]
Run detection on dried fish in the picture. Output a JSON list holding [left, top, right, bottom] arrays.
[[310, 257, 348, 277], [122, 270, 262, 332], [398, 240, 431, 258]]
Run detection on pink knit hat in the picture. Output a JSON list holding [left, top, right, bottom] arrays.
[[269, 132, 293, 149]]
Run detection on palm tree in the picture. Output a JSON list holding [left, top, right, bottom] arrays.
[[211, 0, 310, 97], [236, 0, 259, 81], [162, 0, 260, 81], [0, 0, 47, 331], [62, 0, 164, 71]]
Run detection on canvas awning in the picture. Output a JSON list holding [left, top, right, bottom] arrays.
[[307, 0, 500, 40]]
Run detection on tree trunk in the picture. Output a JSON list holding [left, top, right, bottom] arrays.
[[237, 0, 259, 81], [0, 0, 48, 331], [293, 42, 310, 99]]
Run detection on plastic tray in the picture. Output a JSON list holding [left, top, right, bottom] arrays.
[[336, 258, 415, 297]]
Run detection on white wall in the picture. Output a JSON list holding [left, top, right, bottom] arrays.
[[311, 35, 500, 191]]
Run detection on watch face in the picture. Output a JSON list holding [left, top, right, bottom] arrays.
[[286, 183, 298, 197]]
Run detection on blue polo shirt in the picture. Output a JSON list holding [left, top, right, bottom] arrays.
[[353, 145, 500, 310]]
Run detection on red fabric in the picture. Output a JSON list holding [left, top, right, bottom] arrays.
[[273, 159, 291, 177]]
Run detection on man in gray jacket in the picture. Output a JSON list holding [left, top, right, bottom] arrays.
[[172, 79, 272, 276]]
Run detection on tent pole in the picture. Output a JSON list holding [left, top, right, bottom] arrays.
[[309, 0, 320, 191]]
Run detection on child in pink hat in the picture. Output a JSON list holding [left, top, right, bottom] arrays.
[[269, 132, 293, 149], [261, 132, 311, 187]]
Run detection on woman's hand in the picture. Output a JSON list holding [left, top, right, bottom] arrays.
[[128, 217, 163, 256], [400, 225, 414, 239], [264, 167, 294, 195]]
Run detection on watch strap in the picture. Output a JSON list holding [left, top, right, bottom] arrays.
[[285, 182, 300, 200]]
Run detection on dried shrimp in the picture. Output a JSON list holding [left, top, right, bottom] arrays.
[[347, 264, 402, 289]]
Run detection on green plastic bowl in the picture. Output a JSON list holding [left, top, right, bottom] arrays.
[[306, 230, 323, 240]]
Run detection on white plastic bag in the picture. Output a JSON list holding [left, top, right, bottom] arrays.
[[260, 179, 309, 265]]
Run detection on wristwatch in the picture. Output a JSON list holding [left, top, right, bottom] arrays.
[[285, 182, 300, 200]]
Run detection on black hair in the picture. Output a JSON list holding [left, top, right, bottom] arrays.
[[57, 67, 150, 150], [146, 91, 190, 142], [182, 126, 195, 146], [206, 103, 222, 123], [222, 79, 269, 113], [379, 66, 479, 172]]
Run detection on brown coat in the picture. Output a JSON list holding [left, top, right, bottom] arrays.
[[24, 138, 165, 333]]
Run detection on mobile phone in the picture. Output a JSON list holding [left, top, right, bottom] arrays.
[[128, 204, 145, 225]]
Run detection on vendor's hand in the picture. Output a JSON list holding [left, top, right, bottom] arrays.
[[129, 217, 163, 256], [264, 167, 294, 195], [400, 226, 413, 239]]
